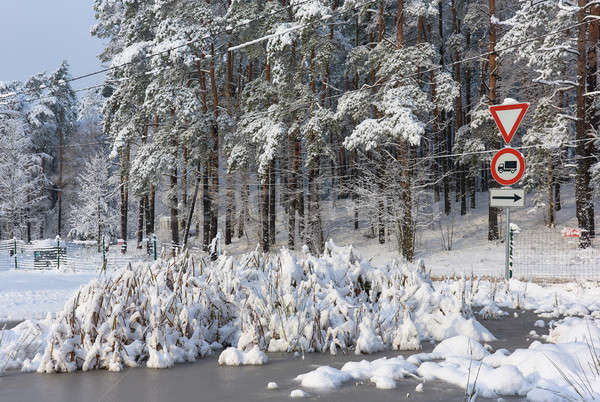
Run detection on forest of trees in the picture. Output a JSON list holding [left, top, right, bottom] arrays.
[[0, 0, 599, 258]]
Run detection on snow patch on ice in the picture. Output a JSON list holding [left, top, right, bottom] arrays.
[[218, 346, 268, 366]]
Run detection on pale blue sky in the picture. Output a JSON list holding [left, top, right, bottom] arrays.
[[0, 1, 104, 87]]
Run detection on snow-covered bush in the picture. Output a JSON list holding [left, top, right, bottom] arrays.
[[10, 241, 493, 373]]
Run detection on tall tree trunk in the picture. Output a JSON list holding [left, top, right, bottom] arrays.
[[144, 194, 152, 237], [576, 0, 592, 248], [137, 198, 144, 248], [169, 109, 180, 256], [586, 4, 599, 238], [181, 146, 188, 238], [183, 160, 201, 247], [451, 0, 466, 216], [488, 0, 499, 241], [465, 28, 475, 210], [428, 22, 441, 203], [269, 159, 276, 246], [547, 162, 555, 227], [149, 187, 155, 236], [169, 167, 179, 255], [202, 162, 211, 249], [225, 45, 234, 245], [554, 178, 561, 211], [261, 177, 270, 252], [209, 43, 220, 242], [238, 170, 248, 238], [120, 143, 129, 252], [288, 133, 298, 249], [57, 128, 64, 237]]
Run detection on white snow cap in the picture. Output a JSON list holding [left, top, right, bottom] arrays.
[[502, 98, 519, 104], [290, 389, 309, 398], [218, 346, 268, 366]]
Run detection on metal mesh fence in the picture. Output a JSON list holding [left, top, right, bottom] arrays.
[[512, 230, 600, 280], [0, 239, 156, 272]]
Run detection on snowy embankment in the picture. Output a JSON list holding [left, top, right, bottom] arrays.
[[0, 240, 493, 373], [291, 279, 600, 400], [295, 324, 600, 400]]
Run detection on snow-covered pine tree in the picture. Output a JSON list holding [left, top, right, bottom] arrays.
[[69, 152, 119, 251], [499, 0, 597, 247], [0, 116, 48, 241]]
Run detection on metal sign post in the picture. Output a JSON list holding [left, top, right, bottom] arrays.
[[505, 207, 510, 280], [489, 99, 529, 280]]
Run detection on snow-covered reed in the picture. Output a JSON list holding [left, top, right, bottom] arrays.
[[10, 240, 493, 373]]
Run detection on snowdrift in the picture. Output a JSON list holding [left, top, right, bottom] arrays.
[[3, 240, 494, 373]]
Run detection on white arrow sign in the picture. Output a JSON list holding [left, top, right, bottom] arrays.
[[490, 188, 525, 208]]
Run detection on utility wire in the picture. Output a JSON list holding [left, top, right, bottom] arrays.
[[2, 3, 588, 107]]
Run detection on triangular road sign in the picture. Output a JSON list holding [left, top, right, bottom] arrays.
[[489, 102, 529, 144]]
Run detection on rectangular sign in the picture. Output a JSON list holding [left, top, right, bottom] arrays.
[[490, 188, 524, 208]]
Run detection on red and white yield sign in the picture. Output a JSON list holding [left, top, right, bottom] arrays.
[[490, 100, 529, 186], [491, 147, 525, 186], [489, 102, 529, 144]]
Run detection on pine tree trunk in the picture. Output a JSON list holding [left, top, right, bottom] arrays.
[[353, 150, 359, 230], [183, 161, 201, 247], [97, 201, 102, 253], [288, 134, 298, 249], [170, 166, 180, 256], [547, 162, 555, 227], [586, 4, 599, 238], [137, 198, 144, 248], [120, 143, 130, 252], [202, 162, 211, 250], [225, 45, 234, 245], [181, 146, 188, 238], [576, 0, 592, 248], [261, 177, 270, 252], [429, 31, 441, 203], [238, 170, 248, 238], [149, 187, 155, 236], [487, 0, 499, 241], [209, 43, 220, 243], [269, 159, 276, 246], [554, 178, 561, 211], [144, 193, 152, 237], [307, 165, 324, 254], [442, 111, 451, 216], [57, 127, 63, 237], [465, 28, 474, 211]]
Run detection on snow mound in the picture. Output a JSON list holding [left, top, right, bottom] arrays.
[[342, 356, 418, 381], [290, 389, 309, 398], [431, 335, 490, 360], [295, 366, 352, 389], [545, 317, 600, 344], [218, 346, 268, 366]]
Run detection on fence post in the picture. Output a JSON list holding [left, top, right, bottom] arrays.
[[13, 237, 17, 270], [153, 235, 157, 261], [56, 235, 61, 270]]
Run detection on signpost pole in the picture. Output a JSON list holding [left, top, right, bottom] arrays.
[[505, 207, 510, 280]]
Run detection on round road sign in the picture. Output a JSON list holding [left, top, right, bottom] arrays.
[[491, 148, 525, 186]]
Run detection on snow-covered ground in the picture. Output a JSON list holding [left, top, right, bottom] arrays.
[[0, 269, 98, 321]]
